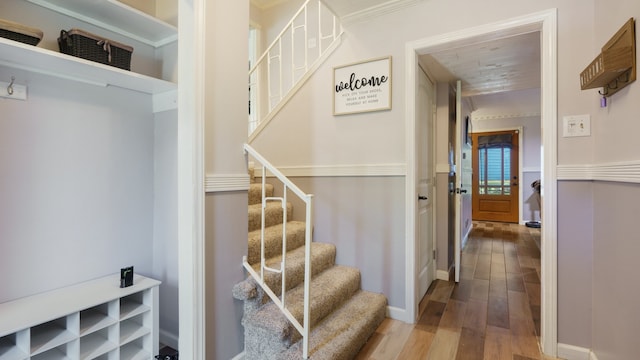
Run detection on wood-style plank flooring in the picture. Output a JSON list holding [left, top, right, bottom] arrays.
[[356, 221, 559, 360]]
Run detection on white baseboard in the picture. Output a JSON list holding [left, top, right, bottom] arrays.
[[159, 329, 179, 351], [386, 305, 407, 322], [557, 343, 593, 360], [436, 270, 450, 281], [590, 351, 600, 360], [230, 351, 245, 360]]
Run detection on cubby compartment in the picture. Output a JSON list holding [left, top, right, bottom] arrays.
[[119, 313, 150, 347], [80, 326, 117, 360], [31, 339, 78, 360], [0, 331, 28, 360], [119, 335, 150, 360], [80, 302, 118, 337], [30, 315, 78, 356], [120, 291, 150, 321]]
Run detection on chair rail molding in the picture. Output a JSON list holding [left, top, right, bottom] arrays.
[[205, 174, 251, 193], [255, 163, 406, 178], [557, 160, 640, 183]]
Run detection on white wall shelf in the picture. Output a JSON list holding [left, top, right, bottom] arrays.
[[26, 0, 177, 48], [0, 274, 160, 360], [0, 37, 177, 96]]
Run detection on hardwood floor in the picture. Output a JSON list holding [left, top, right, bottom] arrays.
[[356, 221, 559, 360]]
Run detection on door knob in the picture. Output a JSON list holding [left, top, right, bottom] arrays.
[[418, 195, 428, 200]]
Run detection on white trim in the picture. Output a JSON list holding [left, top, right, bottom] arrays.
[[257, 163, 406, 177], [436, 269, 450, 281], [540, 9, 558, 356], [230, 351, 246, 360], [153, 90, 178, 113], [341, 0, 424, 25], [591, 351, 600, 360], [386, 305, 406, 321], [557, 161, 640, 183], [472, 112, 540, 121], [435, 163, 451, 174], [557, 343, 592, 360], [204, 174, 251, 193], [405, 8, 558, 356], [404, 43, 418, 325], [177, 0, 205, 359], [159, 329, 179, 351]]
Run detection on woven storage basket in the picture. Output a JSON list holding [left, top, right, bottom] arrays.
[[58, 28, 133, 70], [0, 18, 43, 46]]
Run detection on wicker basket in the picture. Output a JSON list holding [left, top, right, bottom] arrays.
[[58, 28, 133, 71], [0, 18, 43, 46]]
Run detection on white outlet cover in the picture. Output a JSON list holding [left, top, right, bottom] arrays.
[[563, 114, 591, 137]]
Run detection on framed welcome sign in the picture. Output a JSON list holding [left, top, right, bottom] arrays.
[[333, 56, 392, 115]]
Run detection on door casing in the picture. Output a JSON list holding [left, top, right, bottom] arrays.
[[404, 9, 558, 356]]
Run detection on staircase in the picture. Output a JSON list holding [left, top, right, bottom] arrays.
[[233, 149, 387, 359]]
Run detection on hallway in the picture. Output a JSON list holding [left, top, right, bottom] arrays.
[[356, 221, 557, 359]]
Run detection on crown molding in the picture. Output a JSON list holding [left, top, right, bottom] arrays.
[[250, 0, 289, 10], [341, 0, 424, 25], [471, 112, 540, 121]]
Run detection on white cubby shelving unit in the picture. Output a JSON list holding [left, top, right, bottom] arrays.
[[0, 274, 160, 360]]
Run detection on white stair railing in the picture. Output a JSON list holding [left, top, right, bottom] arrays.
[[249, 0, 343, 136], [243, 144, 314, 359]]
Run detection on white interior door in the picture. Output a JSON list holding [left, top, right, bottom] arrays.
[[454, 80, 463, 283], [417, 67, 435, 299]]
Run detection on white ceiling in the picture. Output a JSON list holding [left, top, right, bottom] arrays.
[[420, 32, 541, 98]]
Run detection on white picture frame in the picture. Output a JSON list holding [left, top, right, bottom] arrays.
[[333, 56, 392, 115]]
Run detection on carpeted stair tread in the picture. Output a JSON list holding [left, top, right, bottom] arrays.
[[251, 242, 336, 297], [247, 221, 307, 265], [279, 290, 387, 360], [249, 183, 274, 205], [246, 265, 361, 344], [249, 201, 293, 232]]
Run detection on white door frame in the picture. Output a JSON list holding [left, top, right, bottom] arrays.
[[178, 0, 206, 359], [404, 9, 558, 356]]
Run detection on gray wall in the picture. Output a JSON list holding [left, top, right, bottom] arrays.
[[557, 181, 593, 349], [0, 66, 154, 302], [202, 1, 250, 359], [592, 182, 640, 360], [271, 176, 406, 308]]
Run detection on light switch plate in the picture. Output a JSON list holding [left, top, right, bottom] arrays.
[[563, 114, 591, 137]]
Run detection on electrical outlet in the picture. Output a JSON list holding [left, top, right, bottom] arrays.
[[563, 114, 591, 137]]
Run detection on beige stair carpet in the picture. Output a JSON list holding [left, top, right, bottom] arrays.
[[234, 180, 386, 359]]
